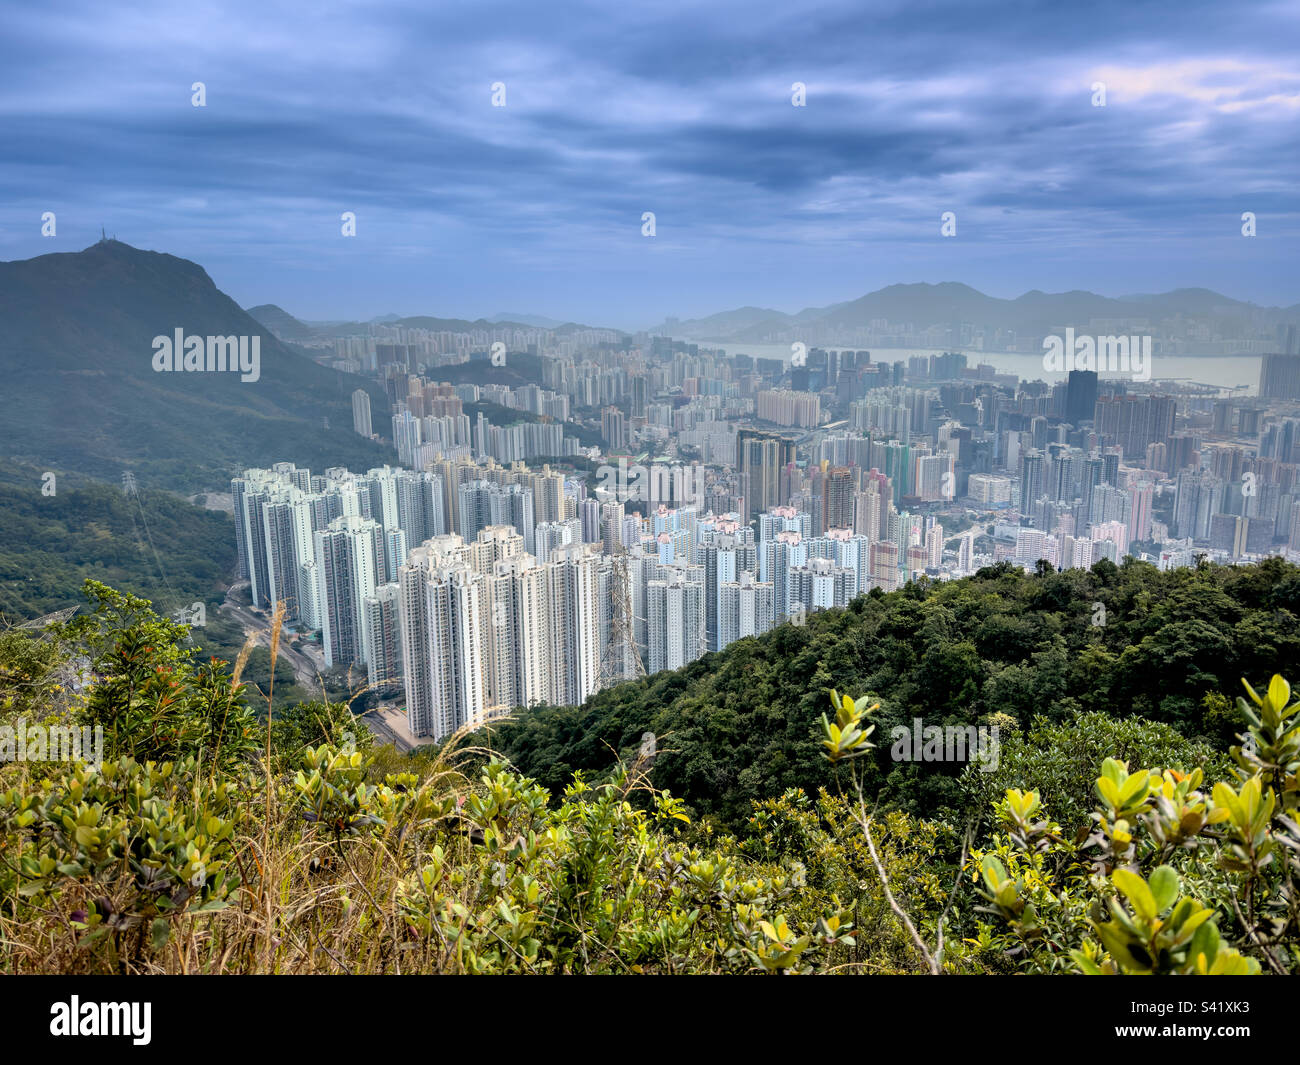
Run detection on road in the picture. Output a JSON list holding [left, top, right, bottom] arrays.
[[357, 705, 421, 751], [218, 587, 324, 691], [218, 584, 420, 752]]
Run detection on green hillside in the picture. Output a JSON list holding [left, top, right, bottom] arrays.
[[483, 557, 1300, 829], [1, 576, 1294, 975], [0, 464, 234, 621], [0, 240, 396, 493]]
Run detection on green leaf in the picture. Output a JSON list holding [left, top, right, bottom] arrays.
[[1189, 917, 1220, 965], [1147, 866, 1179, 913], [1096, 921, 1148, 972], [1113, 868, 1157, 923], [1117, 770, 1150, 808]]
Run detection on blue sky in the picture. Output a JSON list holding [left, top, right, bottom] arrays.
[[1, 0, 1296, 329]]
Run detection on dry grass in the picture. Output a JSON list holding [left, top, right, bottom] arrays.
[[0, 599, 510, 976]]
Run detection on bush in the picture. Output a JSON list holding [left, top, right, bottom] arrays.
[[1, 582, 1295, 975]]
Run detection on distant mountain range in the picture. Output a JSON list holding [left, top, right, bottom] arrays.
[[247, 304, 608, 341], [652, 282, 1300, 345], [489, 312, 570, 329], [0, 240, 394, 494], [249, 281, 1300, 351]]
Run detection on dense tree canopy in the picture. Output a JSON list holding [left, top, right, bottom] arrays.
[[482, 558, 1300, 829]]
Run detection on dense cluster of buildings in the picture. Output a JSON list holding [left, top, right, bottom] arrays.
[[231, 443, 948, 742], [232, 342, 1300, 742]]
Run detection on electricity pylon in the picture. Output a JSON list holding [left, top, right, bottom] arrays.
[[599, 549, 644, 687]]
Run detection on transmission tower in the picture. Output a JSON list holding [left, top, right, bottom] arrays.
[[14, 607, 78, 630], [599, 549, 644, 688]]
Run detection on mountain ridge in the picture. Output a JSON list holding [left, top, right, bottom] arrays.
[[652, 281, 1300, 343], [0, 240, 395, 493]]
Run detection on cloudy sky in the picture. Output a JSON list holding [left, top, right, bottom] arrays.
[[1, 0, 1296, 328]]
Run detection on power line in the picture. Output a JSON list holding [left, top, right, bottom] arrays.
[[123, 473, 185, 620]]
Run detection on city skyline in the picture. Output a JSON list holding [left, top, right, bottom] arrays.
[[222, 337, 1300, 743]]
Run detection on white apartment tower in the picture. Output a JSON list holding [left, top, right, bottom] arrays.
[[546, 543, 602, 706], [352, 389, 374, 437], [718, 571, 775, 648], [399, 538, 487, 740], [647, 569, 706, 674], [362, 582, 403, 691], [315, 514, 384, 669]]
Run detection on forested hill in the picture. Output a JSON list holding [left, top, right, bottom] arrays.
[[482, 558, 1300, 828], [0, 239, 394, 492]]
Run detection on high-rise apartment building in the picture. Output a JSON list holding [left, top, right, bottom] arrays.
[[546, 544, 602, 708], [1065, 370, 1098, 426], [738, 429, 796, 523], [1093, 394, 1176, 460], [399, 538, 487, 740], [315, 514, 384, 669], [646, 569, 706, 674], [352, 388, 374, 437], [718, 571, 775, 648], [1260, 354, 1300, 402], [822, 466, 855, 531], [362, 583, 403, 691], [458, 480, 536, 555]]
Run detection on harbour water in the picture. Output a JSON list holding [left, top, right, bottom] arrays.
[[683, 342, 1263, 393]]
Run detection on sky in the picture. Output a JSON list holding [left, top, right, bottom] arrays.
[[0, 0, 1297, 330]]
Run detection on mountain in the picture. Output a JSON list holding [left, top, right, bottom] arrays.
[[657, 305, 790, 339], [0, 240, 395, 494], [307, 312, 611, 339], [653, 283, 1300, 343], [0, 461, 233, 621], [490, 312, 568, 329], [246, 303, 317, 342]]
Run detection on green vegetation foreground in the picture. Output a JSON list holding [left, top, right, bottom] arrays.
[[0, 572, 1297, 974]]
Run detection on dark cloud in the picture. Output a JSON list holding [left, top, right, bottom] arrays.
[[0, 0, 1295, 325]]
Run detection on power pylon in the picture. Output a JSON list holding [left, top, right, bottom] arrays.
[[14, 607, 78, 630], [599, 550, 644, 687]]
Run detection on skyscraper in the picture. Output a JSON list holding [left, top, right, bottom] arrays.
[[315, 514, 384, 669], [700, 521, 757, 650], [601, 405, 628, 450], [400, 538, 487, 740], [395, 470, 447, 548], [362, 583, 403, 691], [1094, 394, 1177, 460], [760, 530, 807, 620], [647, 569, 706, 673], [486, 553, 553, 710], [738, 428, 796, 523], [458, 480, 536, 555], [1260, 354, 1300, 401], [352, 388, 374, 437], [789, 556, 856, 613], [718, 571, 775, 648], [1065, 370, 1098, 426], [1128, 482, 1154, 547], [546, 544, 602, 707], [822, 465, 855, 531]]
